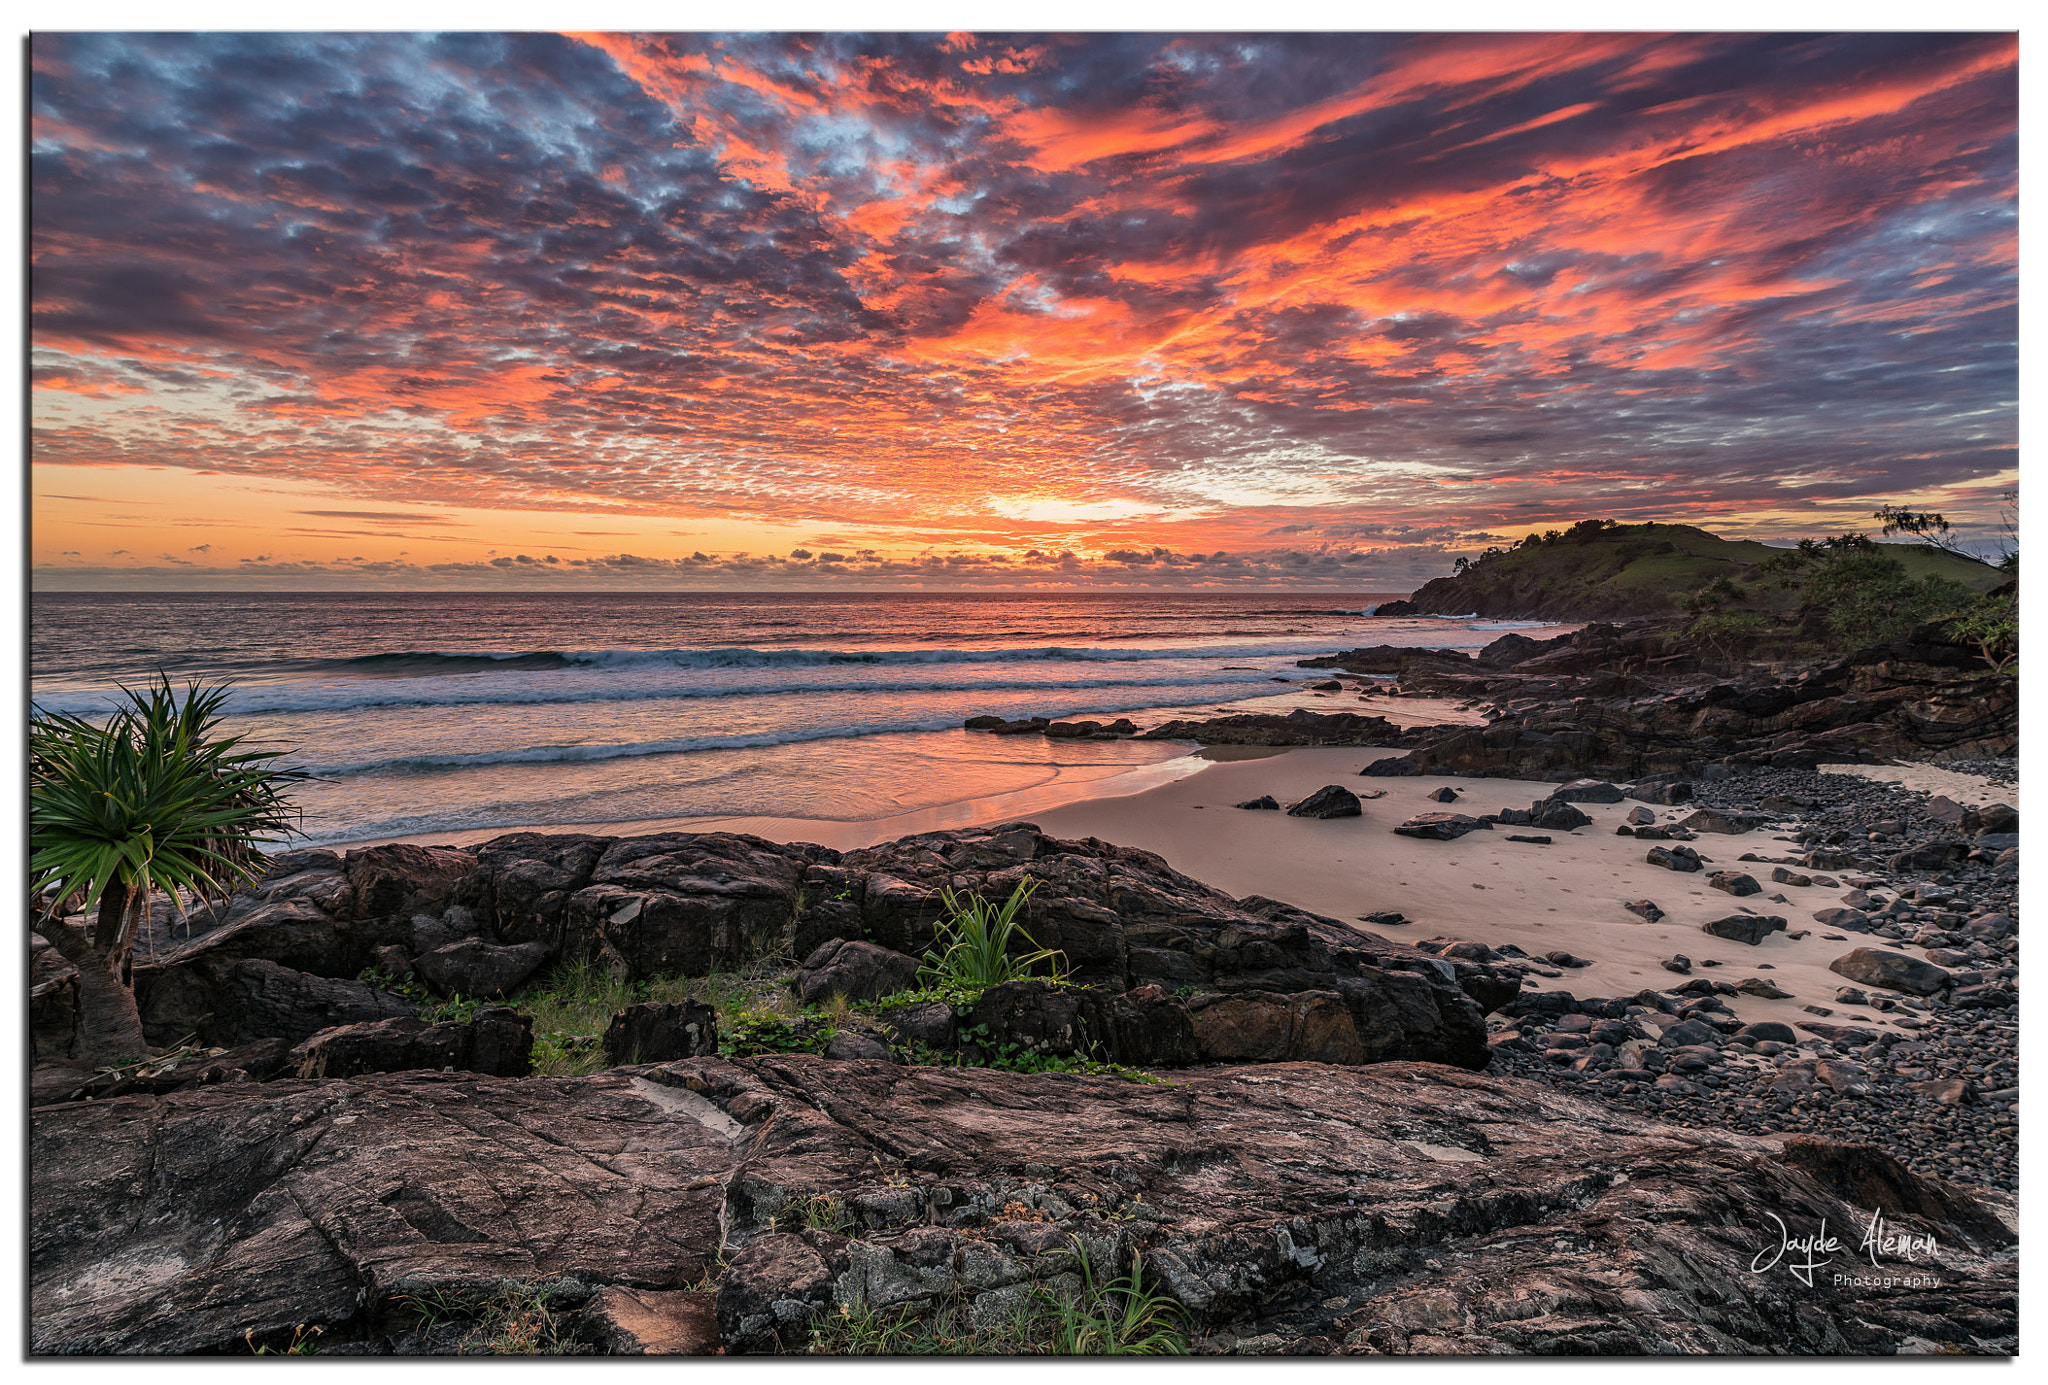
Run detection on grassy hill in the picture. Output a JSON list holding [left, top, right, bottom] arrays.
[[1385, 521, 2004, 622]]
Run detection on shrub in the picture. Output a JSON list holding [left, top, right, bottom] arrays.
[[917, 878, 1064, 992]]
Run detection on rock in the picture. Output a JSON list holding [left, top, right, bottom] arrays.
[[1358, 910, 1409, 927], [1889, 841, 1969, 873], [1734, 977, 1792, 999], [1425, 786, 1460, 803], [32, 1059, 2014, 1354], [1658, 1019, 1724, 1048], [1234, 796, 1280, 810], [881, 1002, 959, 1052], [1550, 779, 1624, 803], [1911, 1077, 1978, 1107], [823, 1033, 895, 1061], [1626, 778, 1696, 806], [791, 938, 921, 1005], [1646, 845, 1703, 873], [1709, 871, 1762, 897], [1286, 785, 1363, 819], [717, 1233, 837, 1354], [1359, 756, 1422, 777], [1797, 1022, 1879, 1046], [1680, 809, 1770, 835], [1968, 803, 2018, 836], [1505, 835, 1552, 845], [603, 1001, 719, 1066], [1833, 987, 1869, 1006], [1624, 900, 1666, 923], [1810, 908, 1873, 933], [1542, 951, 1589, 969], [1393, 813, 1491, 840], [962, 715, 1008, 729], [287, 1009, 534, 1079], [1827, 947, 1952, 997], [1769, 867, 1813, 887], [964, 980, 1199, 1067], [1922, 794, 1966, 825], [576, 1287, 720, 1355], [1309, 679, 1345, 691], [1699, 915, 1784, 946], [1141, 709, 1441, 748], [136, 957, 418, 1048], [1734, 1021, 1798, 1043], [1186, 991, 1364, 1064], [1962, 913, 2015, 941], [1814, 1059, 1877, 1096], [1625, 807, 1655, 826], [1660, 956, 1691, 974], [412, 938, 553, 997]]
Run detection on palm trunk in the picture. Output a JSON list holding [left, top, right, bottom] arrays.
[[36, 891, 150, 1067]]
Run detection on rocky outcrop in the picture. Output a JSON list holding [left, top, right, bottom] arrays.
[[52, 822, 1512, 1080], [31, 1060, 2017, 1355], [286, 1008, 533, 1078], [1137, 708, 1459, 748]]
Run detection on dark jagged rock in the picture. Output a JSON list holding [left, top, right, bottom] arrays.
[[288, 1008, 534, 1078], [1234, 795, 1280, 810], [603, 1001, 719, 1066], [1624, 899, 1665, 923], [1425, 785, 1460, 803], [790, 938, 921, 1005], [1139, 708, 1457, 748], [1360, 755, 1422, 777], [1392, 812, 1491, 841], [137, 957, 417, 1048], [1646, 845, 1703, 873], [1682, 808, 1772, 835], [1286, 784, 1363, 818], [1709, 870, 1763, 896], [1700, 915, 1785, 946], [413, 937, 553, 997], [33, 1060, 2012, 1354], [963, 980, 1199, 1067]]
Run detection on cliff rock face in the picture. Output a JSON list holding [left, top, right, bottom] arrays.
[[31, 1059, 2017, 1354]]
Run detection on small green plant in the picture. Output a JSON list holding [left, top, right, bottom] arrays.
[[777, 1192, 854, 1235], [919, 878, 1064, 992], [721, 1007, 836, 1057], [1049, 1243, 1187, 1355]]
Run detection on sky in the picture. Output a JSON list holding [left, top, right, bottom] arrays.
[[27, 28, 2020, 590]]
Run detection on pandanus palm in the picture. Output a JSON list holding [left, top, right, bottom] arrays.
[[30, 678, 310, 1066]]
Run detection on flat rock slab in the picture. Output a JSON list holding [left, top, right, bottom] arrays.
[[1829, 947, 1953, 997], [32, 1058, 2017, 1355], [1393, 813, 1492, 840]]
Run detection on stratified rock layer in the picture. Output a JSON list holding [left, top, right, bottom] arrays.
[[31, 1059, 2016, 1355]]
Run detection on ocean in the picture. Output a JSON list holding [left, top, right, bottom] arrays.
[[30, 591, 1569, 847]]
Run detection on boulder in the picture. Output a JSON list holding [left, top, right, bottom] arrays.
[[716, 1233, 838, 1354], [1286, 785, 1363, 818], [790, 938, 921, 1005], [1810, 908, 1873, 934], [287, 1008, 533, 1079], [1700, 915, 1784, 946], [1392, 812, 1492, 840], [1679, 809, 1771, 835], [1770, 867, 1813, 887], [1550, 779, 1624, 804], [1709, 871, 1762, 897], [1624, 899, 1665, 923], [135, 957, 417, 1048], [1828, 947, 1952, 997], [1185, 990, 1365, 1064], [1234, 796, 1280, 810], [962, 981, 1199, 1067], [1889, 841, 1969, 873], [1626, 778, 1696, 806], [1734, 977, 1792, 999], [1426, 786, 1460, 803], [1734, 1021, 1798, 1044], [1646, 845, 1703, 873], [603, 1001, 719, 1066], [1359, 756, 1422, 777], [1530, 799, 1594, 831], [413, 938, 553, 997]]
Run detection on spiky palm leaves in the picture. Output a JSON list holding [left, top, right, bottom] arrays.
[[30, 678, 310, 1063]]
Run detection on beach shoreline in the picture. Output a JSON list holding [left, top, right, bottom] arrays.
[[329, 734, 2015, 1030]]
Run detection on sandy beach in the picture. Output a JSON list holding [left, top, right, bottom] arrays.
[[349, 727, 2013, 1032]]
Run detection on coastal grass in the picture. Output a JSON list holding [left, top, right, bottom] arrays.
[[805, 1246, 1186, 1356], [390, 1278, 576, 1355]]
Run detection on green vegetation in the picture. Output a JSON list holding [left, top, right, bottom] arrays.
[[721, 1007, 839, 1058], [31, 677, 310, 1066], [805, 1241, 1187, 1355], [918, 878, 1065, 991], [391, 1278, 577, 1355], [1413, 517, 2004, 627], [244, 1324, 324, 1355]]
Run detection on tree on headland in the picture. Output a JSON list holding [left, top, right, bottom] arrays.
[[30, 679, 310, 1067]]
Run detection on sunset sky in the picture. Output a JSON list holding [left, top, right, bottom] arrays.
[[29, 28, 2019, 590]]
